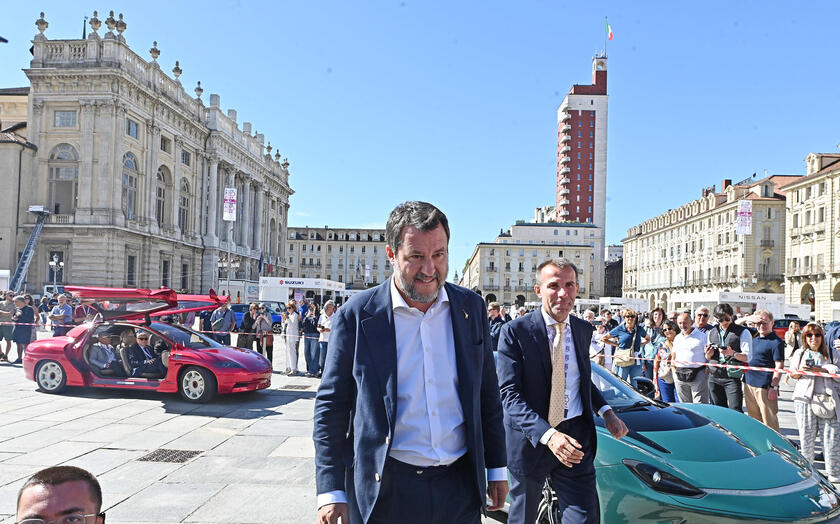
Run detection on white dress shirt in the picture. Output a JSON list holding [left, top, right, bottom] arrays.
[[539, 308, 612, 445], [318, 312, 333, 343], [316, 280, 505, 509]]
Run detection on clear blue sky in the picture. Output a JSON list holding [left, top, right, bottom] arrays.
[[2, 2, 839, 276]]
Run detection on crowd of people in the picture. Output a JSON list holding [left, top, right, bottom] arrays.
[[575, 302, 840, 484], [203, 296, 337, 378], [0, 289, 92, 364]]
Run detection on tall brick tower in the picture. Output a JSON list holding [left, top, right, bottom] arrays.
[[556, 55, 608, 296]]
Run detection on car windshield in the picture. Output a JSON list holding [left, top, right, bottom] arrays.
[[591, 363, 650, 408], [150, 322, 224, 350]]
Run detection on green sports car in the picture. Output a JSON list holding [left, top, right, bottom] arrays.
[[525, 364, 840, 523]]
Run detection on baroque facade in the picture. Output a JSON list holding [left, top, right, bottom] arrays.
[[0, 12, 293, 293], [460, 221, 596, 306], [285, 226, 393, 287], [781, 153, 840, 321], [622, 176, 797, 312]]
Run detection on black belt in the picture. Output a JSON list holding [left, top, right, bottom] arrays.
[[386, 454, 468, 477]]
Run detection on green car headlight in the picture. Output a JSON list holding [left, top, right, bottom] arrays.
[[215, 360, 243, 369], [622, 459, 706, 498]]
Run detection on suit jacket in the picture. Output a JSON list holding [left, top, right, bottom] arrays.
[[126, 343, 154, 369], [496, 310, 607, 478], [313, 279, 506, 523]]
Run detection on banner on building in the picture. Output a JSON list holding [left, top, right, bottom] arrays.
[[365, 264, 371, 277], [223, 188, 237, 222], [736, 200, 752, 235]]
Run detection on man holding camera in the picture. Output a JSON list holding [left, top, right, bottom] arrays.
[[704, 304, 751, 412]]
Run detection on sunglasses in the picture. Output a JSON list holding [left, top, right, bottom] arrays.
[[805, 333, 823, 339], [137, 336, 149, 340], [696, 313, 709, 317], [624, 315, 636, 319]]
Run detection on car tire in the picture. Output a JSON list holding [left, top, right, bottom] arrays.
[[272, 322, 283, 334], [35, 360, 67, 394], [178, 366, 216, 403]]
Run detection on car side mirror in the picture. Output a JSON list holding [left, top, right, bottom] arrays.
[[632, 376, 656, 399]]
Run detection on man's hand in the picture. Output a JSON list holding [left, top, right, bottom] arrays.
[[834, 339, 840, 351], [603, 410, 629, 439], [487, 480, 509, 511], [547, 431, 584, 467], [704, 344, 715, 360], [317, 503, 349, 524], [767, 387, 779, 401]]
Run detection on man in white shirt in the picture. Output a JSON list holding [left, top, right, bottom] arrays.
[[497, 259, 628, 524], [316, 300, 335, 377], [314, 201, 507, 524], [672, 312, 710, 403]]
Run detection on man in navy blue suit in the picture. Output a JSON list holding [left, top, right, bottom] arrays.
[[314, 201, 508, 524], [497, 259, 628, 524]]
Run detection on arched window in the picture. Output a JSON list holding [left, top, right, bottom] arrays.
[[48, 144, 79, 214], [178, 178, 190, 232], [155, 166, 170, 226], [122, 153, 138, 220]]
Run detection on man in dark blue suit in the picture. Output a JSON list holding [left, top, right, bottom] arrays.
[[314, 201, 508, 524], [497, 259, 628, 524]]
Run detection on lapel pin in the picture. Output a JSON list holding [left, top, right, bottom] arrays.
[[464, 310, 469, 319]]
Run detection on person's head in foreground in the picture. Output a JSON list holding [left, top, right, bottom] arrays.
[[16, 465, 104, 524]]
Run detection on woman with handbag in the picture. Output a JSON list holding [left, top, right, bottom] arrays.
[[790, 322, 840, 482], [653, 320, 679, 402], [602, 308, 649, 382]]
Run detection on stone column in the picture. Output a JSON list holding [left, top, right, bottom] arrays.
[[254, 188, 264, 252], [194, 153, 205, 238], [75, 101, 96, 218], [146, 121, 161, 227], [171, 137, 183, 233], [206, 155, 219, 241], [239, 180, 249, 250], [93, 100, 114, 218], [112, 103, 128, 225]]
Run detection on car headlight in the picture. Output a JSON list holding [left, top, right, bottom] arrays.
[[215, 361, 243, 369], [622, 459, 705, 498]]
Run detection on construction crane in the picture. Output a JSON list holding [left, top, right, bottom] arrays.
[[9, 206, 51, 293]]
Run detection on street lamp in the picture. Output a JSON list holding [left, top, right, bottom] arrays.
[[48, 254, 64, 294]]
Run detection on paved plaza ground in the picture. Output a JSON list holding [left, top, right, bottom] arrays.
[[0, 333, 834, 523]]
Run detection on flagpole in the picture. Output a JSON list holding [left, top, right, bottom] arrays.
[[604, 16, 607, 56]]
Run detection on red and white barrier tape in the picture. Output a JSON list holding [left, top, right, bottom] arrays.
[[610, 354, 840, 379]]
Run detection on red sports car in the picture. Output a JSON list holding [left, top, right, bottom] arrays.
[[23, 286, 272, 402]]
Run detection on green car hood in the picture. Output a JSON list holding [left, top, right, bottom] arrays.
[[598, 403, 812, 491]]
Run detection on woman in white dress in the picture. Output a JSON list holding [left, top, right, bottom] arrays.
[[283, 300, 301, 375]]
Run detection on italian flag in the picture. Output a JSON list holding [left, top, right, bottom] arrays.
[[606, 19, 614, 41]]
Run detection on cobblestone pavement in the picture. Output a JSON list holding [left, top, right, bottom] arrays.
[[0, 333, 836, 523]]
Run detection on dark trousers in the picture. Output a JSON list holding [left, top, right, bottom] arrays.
[[214, 333, 231, 345], [304, 335, 320, 373], [318, 341, 328, 372], [131, 358, 165, 378], [709, 374, 743, 412], [508, 416, 598, 524], [364, 455, 481, 524]]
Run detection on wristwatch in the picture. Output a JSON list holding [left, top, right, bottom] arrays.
[[771, 385, 780, 390]]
